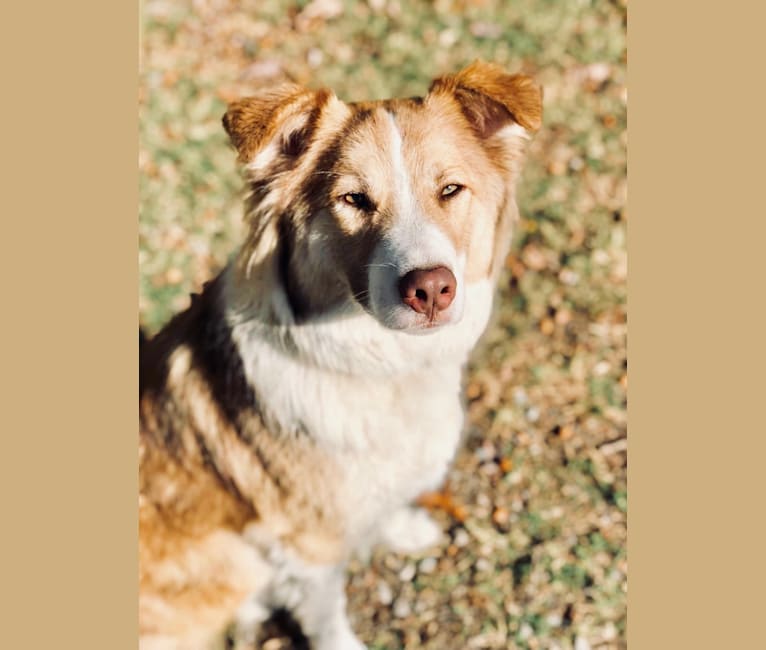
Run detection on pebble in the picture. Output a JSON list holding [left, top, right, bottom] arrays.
[[593, 360, 611, 376], [419, 557, 437, 574], [525, 406, 541, 422], [453, 528, 470, 547], [602, 622, 618, 641], [306, 47, 324, 68], [476, 493, 491, 508], [377, 580, 393, 606], [398, 562, 416, 582], [492, 506, 510, 528], [475, 443, 496, 463], [559, 269, 580, 286], [519, 623, 534, 641], [593, 249, 610, 265], [393, 597, 411, 618], [469, 21, 502, 38], [480, 462, 500, 476], [574, 636, 592, 650]]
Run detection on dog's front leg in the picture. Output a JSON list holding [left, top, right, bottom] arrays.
[[289, 563, 365, 650]]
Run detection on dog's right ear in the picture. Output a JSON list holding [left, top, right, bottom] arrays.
[[429, 61, 542, 139], [222, 84, 333, 166]]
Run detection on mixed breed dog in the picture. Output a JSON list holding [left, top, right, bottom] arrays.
[[139, 61, 542, 649]]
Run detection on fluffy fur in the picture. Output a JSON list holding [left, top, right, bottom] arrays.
[[139, 61, 542, 649]]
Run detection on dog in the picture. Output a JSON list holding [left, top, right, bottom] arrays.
[[139, 61, 542, 649]]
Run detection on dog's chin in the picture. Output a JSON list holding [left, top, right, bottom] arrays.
[[371, 304, 462, 335]]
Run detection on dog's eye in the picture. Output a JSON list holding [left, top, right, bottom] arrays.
[[440, 184, 464, 199], [342, 192, 374, 212]]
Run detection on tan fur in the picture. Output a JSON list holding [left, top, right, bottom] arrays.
[[430, 61, 543, 133], [140, 61, 542, 647]]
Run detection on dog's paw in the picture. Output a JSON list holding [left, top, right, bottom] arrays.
[[379, 506, 444, 554], [230, 598, 270, 648], [314, 629, 367, 650]]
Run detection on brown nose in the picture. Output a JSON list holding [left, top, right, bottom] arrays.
[[398, 267, 457, 319]]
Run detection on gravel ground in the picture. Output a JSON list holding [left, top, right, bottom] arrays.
[[140, 1, 627, 648]]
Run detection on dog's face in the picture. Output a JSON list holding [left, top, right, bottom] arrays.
[[223, 62, 541, 333]]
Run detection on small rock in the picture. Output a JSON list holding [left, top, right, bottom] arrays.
[[602, 622, 618, 641], [574, 636, 592, 650], [480, 462, 500, 477], [519, 622, 534, 641], [453, 528, 470, 547], [592, 249, 610, 265], [469, 21, 502, 38], [377, 580, 393, 605], [398, 563, 416, 582], [476, 493, 491, 508], [569, 156, 585, 171], [307, 47, 323, 68], [475, 442, 496, 463], [593, 360, 611, 376], [438, 29, 458, 47], [419, 557, 437, 574], [165, 267, 183, 285], [513, 387, 529, 406], [466, 380, 483, 400], [492, 507, 510, 527], [393, 597, 411, 618], [555, 308, 573, 326], [559, 269, 580, 286], [521, 243, 548, 271], [585, 62, 611, 85]]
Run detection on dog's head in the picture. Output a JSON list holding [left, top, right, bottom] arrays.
[[223, 62, 541, 334]]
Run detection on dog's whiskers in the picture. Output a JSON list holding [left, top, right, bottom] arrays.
[[351, 289, 370, 302], [364, 263, 399, 271]]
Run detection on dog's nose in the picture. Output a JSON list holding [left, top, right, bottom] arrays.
[[398, 267, 457, 318]]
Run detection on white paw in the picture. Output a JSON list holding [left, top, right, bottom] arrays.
[[336, 634, 367, 650], [231, 598, 269, 647], [379, 507, 444, 554], [314, 629, 367, 650]]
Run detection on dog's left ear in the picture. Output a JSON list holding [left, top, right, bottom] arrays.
[[222, 84, 334, 165], [429, 61, 542, 139]]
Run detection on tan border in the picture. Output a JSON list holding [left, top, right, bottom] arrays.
[[3, 1, 137, 648], [629, 2, 765, 647]]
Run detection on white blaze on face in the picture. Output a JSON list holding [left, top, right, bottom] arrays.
[[368, 112, 465, 332]]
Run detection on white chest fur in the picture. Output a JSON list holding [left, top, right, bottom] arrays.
[[227, 278, 494, 546]]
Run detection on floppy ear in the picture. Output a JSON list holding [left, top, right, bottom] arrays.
[[429, 61, 542, 139], [222, 84, 332, 165]]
